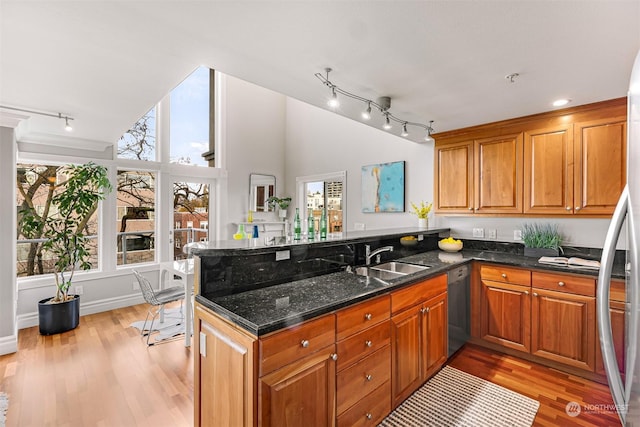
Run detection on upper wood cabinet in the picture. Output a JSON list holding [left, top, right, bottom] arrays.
[[434, 140, 474, 213], [573, 117, 627, 215], [434, 98, 627, 217], [474, 133, 523, 214]]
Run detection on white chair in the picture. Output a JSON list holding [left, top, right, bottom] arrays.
[[132, 270, 186, 346]]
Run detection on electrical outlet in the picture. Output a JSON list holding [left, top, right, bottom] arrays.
[[514, 229, 522, 241], [488, 229, 497, 239], [472, 228, 484, 238], [354, 223, 366, 231], [132, 281, 140, 290], [75, 285, 84, 295]]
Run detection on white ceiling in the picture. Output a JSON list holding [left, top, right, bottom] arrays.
[[1, 1, 639, 146]]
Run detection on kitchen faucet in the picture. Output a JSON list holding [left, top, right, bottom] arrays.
[[365, 244, 394, 265]]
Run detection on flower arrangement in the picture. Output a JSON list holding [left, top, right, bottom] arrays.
[[410, 201, 432, 219]]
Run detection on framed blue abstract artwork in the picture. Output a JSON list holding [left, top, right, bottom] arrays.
[[361, 161, 405, 213]]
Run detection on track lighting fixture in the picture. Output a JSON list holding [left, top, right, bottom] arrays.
[[401, 123, 409, 137], [315, 68, 435, 142], [0, 105, 74, 132], [424, 120, 435, 143]]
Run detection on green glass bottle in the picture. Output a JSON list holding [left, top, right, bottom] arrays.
[[308, 211, 315, 240], [293, 208, 301, 241], [320, 208, 327, 239]]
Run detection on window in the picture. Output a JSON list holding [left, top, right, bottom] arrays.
[[16, 164, 101, 277], [117, 170, 156, 265], [170, 66, 211, 167], [173, 181, 209, 260], [297, 171, 346, 235], [117, 107, 156, 161]]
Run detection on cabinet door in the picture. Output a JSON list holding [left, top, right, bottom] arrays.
[[573, 117, 626, 215], [390, 305, 422, 408], [479, 280, 531, 352], [422, 292, 448, 380], [434, 140, 474, 213], [195, 306, 256, 427], [523, 125, 574, 214], [474, 133, 523, 214], [258, 345, 336, 427], [531, 288, 595, 371], [596, 299, 626, 377]]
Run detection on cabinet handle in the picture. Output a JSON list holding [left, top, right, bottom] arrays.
[[501, 273, 507, 279], [533, 292, 538, 297], [365, 374, 373, 381], [468, 207, 474, 211], [420, 307, 427, 314], [366, 413, 373, 420], [330, 353, 338, 361], [524, 291, 529, 295], [365, 340, 373, 347], [301, 340, 309, 348], [558, 281, 565, 287], [566, 206, 571, 211], [575, 206, 581, 211], [364, 313, 372, 321]]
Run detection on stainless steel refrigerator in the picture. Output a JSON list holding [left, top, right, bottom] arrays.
[[598, 48, 640, 426]]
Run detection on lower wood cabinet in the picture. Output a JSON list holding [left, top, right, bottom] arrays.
[[258, 345, 337, 427], [596, 279, 626, 377], [391, 275, 448, 408]]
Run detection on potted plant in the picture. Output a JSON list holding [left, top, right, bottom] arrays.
[[521, 223, 563, 257], [20, 162, 112, 335], [410, 200, 432, 229], [266, 196, 292, 219]]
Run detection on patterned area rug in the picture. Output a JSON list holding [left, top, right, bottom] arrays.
[[0, 392, 8, 427], [379, 366, 540, 427]]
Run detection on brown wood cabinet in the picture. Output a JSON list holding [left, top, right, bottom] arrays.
[[390, 274, 447, 408], [195, 305, 257, 427], [434, 98, 627, 217], [596, 279, 626, 377]]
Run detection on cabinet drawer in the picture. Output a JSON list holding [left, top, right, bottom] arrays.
[[533, 271, 595, 297], [337, 295, 390, 341], [610, 279, 625, 303], [337, 320, 390, 371], [337, 345, 391, 415], [337, 380, 390, 427], [259, 314, 336, 376], [480, 264, 531, 286], [391, 274, 447, 314]]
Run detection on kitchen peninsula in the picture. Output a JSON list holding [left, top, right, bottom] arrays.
[[192, 228, 626, 427]]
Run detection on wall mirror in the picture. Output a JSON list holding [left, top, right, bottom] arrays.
[[249, 173, 276, 212]]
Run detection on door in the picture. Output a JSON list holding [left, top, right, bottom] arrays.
[[479, 280, 531, 352], [474, 133, 523, 214], [531, 288, 595, 371], [258, 346, 337, 427], [422, 292, 448, 380], [523, 124, 574, 214]]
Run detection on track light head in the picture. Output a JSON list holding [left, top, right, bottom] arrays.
[[64, 117, 73, 132], [383, 114, 392, 130], [328, 88, 339, 108], [424, 120, 435, 143], [361, 102, 372, 120], [401, 123, 409, 137]]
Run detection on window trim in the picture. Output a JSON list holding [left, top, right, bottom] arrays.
[[296, 170, 346, 233]]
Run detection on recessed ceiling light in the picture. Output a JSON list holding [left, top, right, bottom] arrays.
[[552, 99, 571, 107]]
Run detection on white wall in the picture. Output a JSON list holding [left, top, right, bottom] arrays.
[[284, 98, 437, 231], [223, 75, 287, 238], [0, 127, 18, 354]]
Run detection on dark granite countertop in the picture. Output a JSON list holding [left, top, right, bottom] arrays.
[[195, 248, 626, 337]]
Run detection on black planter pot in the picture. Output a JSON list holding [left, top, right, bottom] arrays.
[[523, 247, 560, 258], [38, 295, 80, 335]]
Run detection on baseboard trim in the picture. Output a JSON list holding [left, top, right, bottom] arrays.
[[17, 293, 145, 330], [0, 333, 18, 355]]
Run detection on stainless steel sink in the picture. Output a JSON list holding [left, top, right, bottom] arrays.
[[349, 261, 430, 282], [352, 266, 406, 281], [372, 261, 430, 274]]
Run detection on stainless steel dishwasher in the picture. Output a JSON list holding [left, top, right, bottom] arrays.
[[447, 265, 470, 356]]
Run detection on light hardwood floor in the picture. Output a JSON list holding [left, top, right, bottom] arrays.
[[0, 304, 621, 426], [0, 303, 193, 426]]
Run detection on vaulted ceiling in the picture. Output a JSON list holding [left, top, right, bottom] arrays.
[[1, 1, 639, 146]]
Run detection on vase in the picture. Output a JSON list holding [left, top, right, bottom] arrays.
[[279, 208, 288, 220], [418, 218, 428, 229], [38, 294, 80, 335]]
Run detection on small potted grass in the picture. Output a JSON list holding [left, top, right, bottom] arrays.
[[521, 223, 563, 257]]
